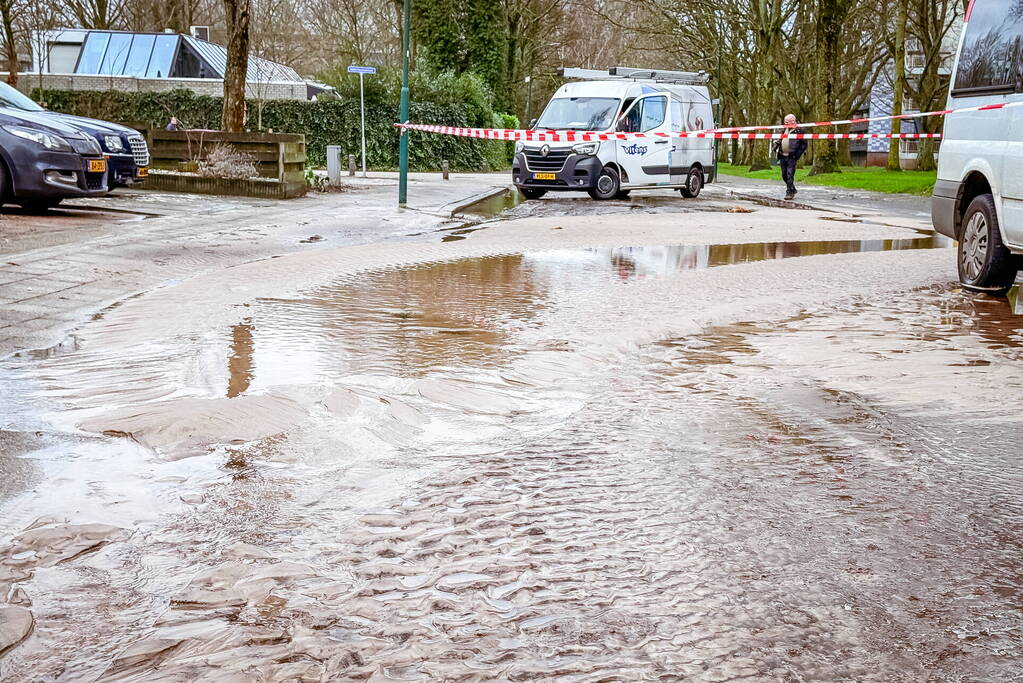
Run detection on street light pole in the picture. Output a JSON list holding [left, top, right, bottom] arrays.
[[398, 0, 411, 206]]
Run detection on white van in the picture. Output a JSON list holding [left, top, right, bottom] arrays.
[[512, 68, 716, 201], [932, 0, 1023, 293]]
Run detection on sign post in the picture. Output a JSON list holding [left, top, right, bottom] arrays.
[[347, 65, 376, 177]]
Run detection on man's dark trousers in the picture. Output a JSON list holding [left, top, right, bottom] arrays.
[[780, 155, 798, 196]]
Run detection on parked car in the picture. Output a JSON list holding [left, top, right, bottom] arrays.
[[513, 67, 715, 201], [0, 82, 149, 189], [932, 0, 1023, 294], [0, 108, 110, 209]]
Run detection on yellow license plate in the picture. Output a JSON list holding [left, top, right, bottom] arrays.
[[533, 172, 556, 180], [88, 159, 107, 173], [137, 167, 148, 178]]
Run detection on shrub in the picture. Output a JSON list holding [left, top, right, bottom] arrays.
[[196, 144, 259, 179]]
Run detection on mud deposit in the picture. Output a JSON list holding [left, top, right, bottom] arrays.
[[4, 235, 1022, 680]]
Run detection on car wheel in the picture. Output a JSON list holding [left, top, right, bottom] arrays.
[[587, 166, 621, 201], [680, 167, 703, 198], [0, 161, 8, 207], [520, 188, 547, 200], [958, 194, 1020, 295], [18, 198, 62, 213]]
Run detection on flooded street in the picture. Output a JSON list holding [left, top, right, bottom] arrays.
[[1, 188, 1022, 680]]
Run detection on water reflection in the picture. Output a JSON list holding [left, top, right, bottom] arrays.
[[227, 321, 254, 398], [224, 239, 950, 392]]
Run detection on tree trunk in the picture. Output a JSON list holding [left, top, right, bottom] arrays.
[[888, 0, 908, 171], [749, 140, 771, 172], [0, 0, 17, 86], [811, 0, 847, 175], [222, 0, 251, 132]]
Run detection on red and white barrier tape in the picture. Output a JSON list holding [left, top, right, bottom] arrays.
[[394, 123, 940, 142], [702, 100, 1019, 134]]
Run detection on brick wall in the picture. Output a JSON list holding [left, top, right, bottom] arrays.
[[4, 73, 308, 100]]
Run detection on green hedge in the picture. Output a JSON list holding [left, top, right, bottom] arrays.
[[36, 73, 517, 172]]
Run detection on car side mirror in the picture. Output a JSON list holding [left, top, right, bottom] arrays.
[[528, 118, 537, 129]]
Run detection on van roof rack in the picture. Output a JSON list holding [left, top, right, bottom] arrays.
[[558, 67, 710, 85]]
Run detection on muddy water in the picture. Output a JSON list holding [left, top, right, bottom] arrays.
[[9, 238, 1023, 680]]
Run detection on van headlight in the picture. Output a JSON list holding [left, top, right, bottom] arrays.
[[4, 125, 73, 152], [515, 141, 525, 154], [572, 142, 599, 156], [103, 135, 124, 152]]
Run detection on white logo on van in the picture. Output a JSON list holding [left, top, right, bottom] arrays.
[[622, 143, 648, 156]]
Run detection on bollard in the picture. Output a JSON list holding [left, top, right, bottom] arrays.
[[348, 154, 357, 176], [442, 160, 449, 180], [326, 145, 343, 184]]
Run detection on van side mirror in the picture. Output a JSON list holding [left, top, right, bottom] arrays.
[[528, 118, 537, 129]]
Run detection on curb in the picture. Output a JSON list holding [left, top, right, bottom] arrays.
[[442, 186, 512, 218]]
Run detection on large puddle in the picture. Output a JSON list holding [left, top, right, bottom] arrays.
[[9, 234, 1023, 680]]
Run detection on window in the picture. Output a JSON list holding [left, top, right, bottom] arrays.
[[98, 33, 131, 74], [146, 35, 178, 77], [75, 32, 110, 73], [953, 0, 1023, 94], [123, 34, 155, 77], [618, 96, 668, 133], [640, 96, 667, 131]]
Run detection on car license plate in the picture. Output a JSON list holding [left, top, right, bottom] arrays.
[[88, 159, 107, 173], [533, 172, 556, 180], [137, 167, 148, 178]]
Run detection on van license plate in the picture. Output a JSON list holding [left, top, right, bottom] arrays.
[[533, 172, 556, 180], [88, 159, 107, 173], [137, 167, 148, 177]]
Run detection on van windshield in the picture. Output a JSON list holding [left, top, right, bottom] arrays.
[[535, 97, 620, 131]]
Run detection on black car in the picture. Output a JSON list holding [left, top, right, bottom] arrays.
[[0, 108, 110, 209], [0, 82, 149, 188]]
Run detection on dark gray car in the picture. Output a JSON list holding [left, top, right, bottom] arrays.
[[0, 107, 110, 209]]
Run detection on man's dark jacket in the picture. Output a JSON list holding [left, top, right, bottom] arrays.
[[775, 127, 808, 161]]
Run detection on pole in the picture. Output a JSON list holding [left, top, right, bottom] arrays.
[[359, 72, 367, 177], [398, 0, 411, 206], [525, 74, 533, 124]]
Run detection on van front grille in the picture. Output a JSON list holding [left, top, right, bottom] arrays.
[[524, 148, 571, 172]]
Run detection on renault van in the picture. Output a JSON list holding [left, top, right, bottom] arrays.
[[512, 67, 715, 201], [932, 0, 1023, 294]]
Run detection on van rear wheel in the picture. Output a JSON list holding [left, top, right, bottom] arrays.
[[519, 188, 547, 200], [680, 167, 703, 198], [588, 166, 621, 201], [958, 194, 1020, 295]]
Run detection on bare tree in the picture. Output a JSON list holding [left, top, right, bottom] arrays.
[[887, 0, 908, 170], [222, 0, 251, 131], [0, 0, 23, 86]]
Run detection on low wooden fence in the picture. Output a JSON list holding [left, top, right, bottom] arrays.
[[139, 129, 307, 198]]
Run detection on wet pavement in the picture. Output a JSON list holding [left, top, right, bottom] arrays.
[[1, 179, 1022, 680]]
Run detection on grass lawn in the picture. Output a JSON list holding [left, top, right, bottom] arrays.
[[718, 162, 936, 196]]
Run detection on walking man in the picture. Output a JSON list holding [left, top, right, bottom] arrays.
[[776, 114, 807, 200]]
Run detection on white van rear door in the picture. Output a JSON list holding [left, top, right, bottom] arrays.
[[615, 94, 672, 186]]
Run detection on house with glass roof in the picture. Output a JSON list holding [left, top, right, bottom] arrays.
[[25, 28, 331, 101]]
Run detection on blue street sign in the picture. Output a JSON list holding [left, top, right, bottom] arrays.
[[347, 65, 377, 74]]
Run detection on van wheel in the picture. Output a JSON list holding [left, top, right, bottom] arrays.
[[588, 166, 620, 201], [520, 188, 547, 200], [680, 167, 703, 198], [958, 194, 1020, 295]]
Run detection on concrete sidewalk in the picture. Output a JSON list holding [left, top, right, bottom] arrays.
[[0, 173, 509, 358]]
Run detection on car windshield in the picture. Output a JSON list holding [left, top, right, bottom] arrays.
[[0, 82, 44, 112], [535, 97, 620, 131]]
